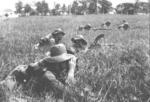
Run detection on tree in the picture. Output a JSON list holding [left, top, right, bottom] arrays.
[[71, 0, 113, 15], [116, 3, 135, 14], [52, 3, 61, 15], [55, 3, 61, 10], [135, 2, 149, 13], [79, 0, 89, 14], [78, 0, 112, 14], [62, 4, 67, 13], [35, 1, 42, 14], [134, 0, 140, 13], [30, 9, 38, 16], [67, 5, 72, 14], [71, 1, 79, 14], [35, 0, 49, 16], [98, 0, 112, 13], [88, 0, 97, 14], [51, 9, 57, 15], [15, 1, 23, 14], [41, 0, 49, 15], [24, 4, 32, 14]]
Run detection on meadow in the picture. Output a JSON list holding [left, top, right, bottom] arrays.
[[0, 14, 149, 102]]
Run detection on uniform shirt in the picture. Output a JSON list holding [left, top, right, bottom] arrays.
[[29, 55, 76, 84]]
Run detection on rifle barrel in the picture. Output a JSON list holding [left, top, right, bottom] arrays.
[[92, 28, 112, 31]]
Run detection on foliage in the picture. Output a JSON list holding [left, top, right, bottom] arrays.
[[135, 2, 150, 13], [51, 3, 61, 15], [88, 0, 97, 14], [55, 3, 61, 10], [86, 0, 111, 14], [98, 0, 112, 13], [70, 0, 112, 15], [24, 4, 32, 14], [30, 9, 38, 16], [35, 2, 42, 14], [35, 0, 49, 16], [41, 0, 49, 16], [116, 3, 135, 14], [71, 1, 79, 14], [15, 1, 23, 14], [14, 0, 149, 16], [61, 4, 67, 13]]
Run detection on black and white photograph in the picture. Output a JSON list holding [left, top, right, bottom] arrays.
[[0, 0, 149, 102]]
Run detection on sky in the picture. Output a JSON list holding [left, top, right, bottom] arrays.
[[0, 0, 148, 12]]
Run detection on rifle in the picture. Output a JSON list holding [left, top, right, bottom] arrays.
[[92, 28, 112, 31]]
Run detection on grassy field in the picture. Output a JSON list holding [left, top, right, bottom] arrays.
[[0, 14, 149, 102]]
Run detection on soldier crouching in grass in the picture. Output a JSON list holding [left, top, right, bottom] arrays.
[[28, 43, 77, 85], [27, 43, 80, 100], [0, 43, 82, 101], [69, 35, 88, 54], [34, 28, 65, 50]]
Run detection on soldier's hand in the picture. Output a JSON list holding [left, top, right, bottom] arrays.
[[69, 56, 77, 67], [66, 76, 76, 85]]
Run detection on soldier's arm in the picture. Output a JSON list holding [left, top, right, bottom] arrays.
[[65, 55, 77, 85], [26, 57, 53, 76], [28, 57, 50, 71], [68, 56, 77, 78]]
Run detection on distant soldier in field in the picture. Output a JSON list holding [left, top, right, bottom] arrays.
[[118, 20, 130, 30], [34, 28, 65, 50], [78, 25, 84, 31], [77, 24, 92, 31], [101, 21, 111, 28], [69, 35, 88, 54], [84, 24, 92, 31]]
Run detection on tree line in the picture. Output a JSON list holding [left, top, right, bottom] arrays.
[[15, 0, 149, 16]]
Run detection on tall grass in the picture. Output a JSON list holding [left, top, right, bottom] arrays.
[[0, 14, 149, 102]]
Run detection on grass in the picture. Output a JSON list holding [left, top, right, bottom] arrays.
[[0, 14, 149, 102]]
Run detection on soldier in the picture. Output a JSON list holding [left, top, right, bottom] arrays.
[[69, 35, 88, 54], [0, 44, 78, 99], [34, 28, 65, 49], [28, 43, 77, 85], [118, 20, 130, 30]]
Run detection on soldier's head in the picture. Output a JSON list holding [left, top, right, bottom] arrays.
[[52, 28, 65, 44], [71, 35, 88, 50]]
